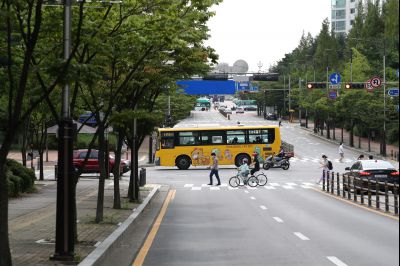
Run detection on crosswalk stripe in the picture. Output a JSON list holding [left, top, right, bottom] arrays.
[[264, 186, 276, 190], [191, 187, 201, 191], [184, 184, 194, 188], [282, 185, 295, 190]]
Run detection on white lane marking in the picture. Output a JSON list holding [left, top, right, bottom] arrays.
[[286, 182, 297, 186], [184, 184, 194, 188], [250, 196, 256, 200], [273, 217, 284, 223], [210, 187, 220, 191], [294, 232, 310, 241], [191, 187, 202, 191], [260, 205, 267, 210], [201, 184, 209, 187], [301, 185, 313, 189], [270, 183, 280, 187], [264, 186, 276, 190], [282, 185, 295, 190], [303, 182, 315, 186], [327, 256, 348, 266], [244, 190, 250, 194], [220, 183, 228, 187]]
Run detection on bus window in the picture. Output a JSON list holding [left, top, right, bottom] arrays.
[[227, 130, 245, 144], [178, 132, 200, 146], [161, 138, 174, 149], [248, 129, 275, 144], [200, 131, 225, 145]]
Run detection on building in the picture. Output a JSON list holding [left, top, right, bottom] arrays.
[[331, 0, 357, 34]]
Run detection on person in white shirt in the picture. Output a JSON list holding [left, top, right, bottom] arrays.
[[317, 155, 329, 184], [338, 143, 344, 163]]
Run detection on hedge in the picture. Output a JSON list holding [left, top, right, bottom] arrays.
[[6, 159, 36, 197]]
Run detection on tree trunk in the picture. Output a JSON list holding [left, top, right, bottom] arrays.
[[113, 132, 123, 209], [341, 126, 344, 143], [95, 124, 106, 223], [368, 129, 371, 152], [350, 121, 354, 147], [332, 122, 336, 140], [39, 151, 44, 181], [327, 121, 331, 139]]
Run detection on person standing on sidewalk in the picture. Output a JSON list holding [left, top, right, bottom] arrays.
[[338, 142, 344, 163], [278, 117, 282, 127], [208, 152, 221, 186]]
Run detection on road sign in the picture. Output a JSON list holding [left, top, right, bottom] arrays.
[[329, 90, 338, 99], [365, 80, 374, 92], [370, 76, 382, 88], [329, 73, 341, 85], [388, 88, 399, 97]]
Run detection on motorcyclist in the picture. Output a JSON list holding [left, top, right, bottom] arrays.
[[274, 145, 285, 161]]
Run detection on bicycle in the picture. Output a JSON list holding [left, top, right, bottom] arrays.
[[229, 170, 258, 188], [253, 171, 268, 186]]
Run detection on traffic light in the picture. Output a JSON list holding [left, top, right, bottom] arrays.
[[252, 73, 279, 81], [345, 83, 365, 89], [307, 82, 326, 89], [203, 73, 228, 81]]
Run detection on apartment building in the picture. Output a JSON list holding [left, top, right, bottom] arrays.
[[331, 0, 358, 34]]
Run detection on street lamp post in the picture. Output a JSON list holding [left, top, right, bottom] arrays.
[[52, 0, 75, 261]]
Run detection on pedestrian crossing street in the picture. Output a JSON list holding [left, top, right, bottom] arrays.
[[181, 182, 320, 191]]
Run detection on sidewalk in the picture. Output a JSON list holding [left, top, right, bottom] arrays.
[[9, 175, 158, 265], [296, 120, 399, 163]]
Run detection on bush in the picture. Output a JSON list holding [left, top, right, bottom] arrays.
[[6, 159, 35, 197]]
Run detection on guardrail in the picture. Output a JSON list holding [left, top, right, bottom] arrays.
[[321, 171, 399, 216]]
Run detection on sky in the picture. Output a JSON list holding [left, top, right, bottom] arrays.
[[205, 0, 331, 72]]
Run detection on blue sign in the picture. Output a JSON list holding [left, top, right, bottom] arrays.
[[329, 73, 341, 85], [388, 88, 399, 97], [329, 91, 338, 99]]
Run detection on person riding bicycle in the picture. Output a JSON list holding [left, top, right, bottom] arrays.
[[250, 152, 260, 176], [238, 158, 250, 181]]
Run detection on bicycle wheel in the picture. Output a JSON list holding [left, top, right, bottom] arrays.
[[256, 173, 268, 186], [229, 176, 240, 188], [247, 176, 258, 187]]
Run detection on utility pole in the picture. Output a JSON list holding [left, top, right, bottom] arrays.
[[52, 0, 74, 261], [382, 40, 387, 156], [288, 64, 292, 122]]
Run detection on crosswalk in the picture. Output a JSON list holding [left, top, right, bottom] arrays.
[[181, 182, 319, 191]]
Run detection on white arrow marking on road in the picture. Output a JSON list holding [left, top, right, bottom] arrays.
[[294, 232, 310, 241], [273, 217, 284, 223], [260, 206, 267, 210], [327, 256, 348, 266]]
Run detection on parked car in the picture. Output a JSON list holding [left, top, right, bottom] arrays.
[[73, 149, 125, 176], [244, 106, 257, 111], [344, 160, 399, 192], [236, 107, 245, 114]]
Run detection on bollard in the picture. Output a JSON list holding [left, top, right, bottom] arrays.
[[139, 168, 146, 187], [342, 174, 346, 199], [331, 172, 334, 194], [376, 180, 380, 210], [326, 171, 330, 192], [337, 173, 340, 196], [353, 177, 357, 202], [394, 185, 399, 215], [385, 182, 389, 213], [368, 179, 372, 207], [360, 178, 364, 205], [322, 171, 326, 191], [347, 175, 351, 200]]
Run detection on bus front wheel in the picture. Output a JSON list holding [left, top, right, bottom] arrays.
[[176, 156, 191, 170]]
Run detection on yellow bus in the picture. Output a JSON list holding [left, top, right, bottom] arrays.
[[155, 125, 281, 170]]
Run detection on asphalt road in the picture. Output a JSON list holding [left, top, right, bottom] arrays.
[[135, 107, 399, 266]]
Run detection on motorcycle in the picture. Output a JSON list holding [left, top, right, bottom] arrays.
[[263, 155, 290, 170]]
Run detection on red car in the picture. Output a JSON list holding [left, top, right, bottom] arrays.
[[73, 149, 125, 176]]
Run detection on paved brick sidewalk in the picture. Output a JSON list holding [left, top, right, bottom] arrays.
[[9, 176, 154, 266]]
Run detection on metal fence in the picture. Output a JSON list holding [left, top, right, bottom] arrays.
[[321, 171, 399, 216]]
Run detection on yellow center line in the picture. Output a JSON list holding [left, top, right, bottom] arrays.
[[132, 189, 175, 266], [171, 190, 177, 201], [311, 187, 399, 221]]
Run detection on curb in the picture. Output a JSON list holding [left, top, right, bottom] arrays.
[[78, 185, 161, 266]]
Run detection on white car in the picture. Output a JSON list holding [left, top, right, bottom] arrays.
[[236, 107, 245, 114]]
